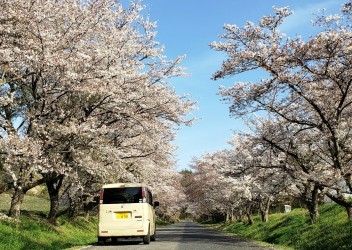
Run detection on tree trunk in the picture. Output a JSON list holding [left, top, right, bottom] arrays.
[[84, 209, 90, 221], [8, 187, 25, 220], [260, 198, 271, 222], [7, 177, 46, 221], [230, 208, 235, 223], [346, 207, 352, 219], [68, 205, 78, 220], [83, 199, 97, 221], [260, 209, 269, 223], [235, 209, 244, 222], [304, 183, 320, 224], [68, 196, 78, 220], [246, 204, 253, 225], [46, 174, 64, 224], [246, 212, 253, 225], [225, 209, 230, 223], [307, 201, 319, 224]]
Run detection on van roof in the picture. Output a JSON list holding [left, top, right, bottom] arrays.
[[101, 183, 149, 189]]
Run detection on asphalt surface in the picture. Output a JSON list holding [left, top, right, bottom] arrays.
[[83, 221, 274, 250]]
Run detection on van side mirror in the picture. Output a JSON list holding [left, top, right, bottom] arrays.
[[153, 201, 160, 207]]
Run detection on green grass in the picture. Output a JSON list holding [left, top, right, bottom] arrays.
[[213, 204, 352, 250], [156, 217, 176, 226], [0, 193, 50, 213], [0, 212, 97, 250], [0, 193, 97, 250]]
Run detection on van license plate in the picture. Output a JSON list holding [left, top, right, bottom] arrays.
[[116, 212, 129, 219]]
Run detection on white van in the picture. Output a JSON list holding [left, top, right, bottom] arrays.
[[98, 183, 159, 245]]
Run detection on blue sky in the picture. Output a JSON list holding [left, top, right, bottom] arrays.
[[140, 0, 343, 170]]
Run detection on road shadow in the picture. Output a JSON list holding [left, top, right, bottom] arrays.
[[90, 238, 148, 246], [158, 222, 271, 249]]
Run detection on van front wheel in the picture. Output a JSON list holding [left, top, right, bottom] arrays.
[[143, 227, 151, 244]]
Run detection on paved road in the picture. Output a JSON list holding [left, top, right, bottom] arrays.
[[83, 221, 274, 250]]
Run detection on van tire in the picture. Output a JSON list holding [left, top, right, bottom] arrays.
[[151, 225, 156, 241], [98, 237, 106, 245], [143, 227, 151, 244]]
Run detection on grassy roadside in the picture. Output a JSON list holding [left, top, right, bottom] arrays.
[[0, 193, 98, 250], [1, 213, 98, 250], [206, 203, 352, 250], [0, 212, 98, 250]]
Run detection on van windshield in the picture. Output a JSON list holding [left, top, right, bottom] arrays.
[[102, 187, 142, 204]]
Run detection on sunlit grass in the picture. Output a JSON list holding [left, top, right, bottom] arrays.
[[0, 194, 97, 250], [0, 193, 50, 213], [0, 212, 98, 250], [215, 204, 352, 250]]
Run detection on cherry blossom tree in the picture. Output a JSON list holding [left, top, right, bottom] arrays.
[[227, 132, 291, 223], [188, 150, 262, 224], [0, 0, 194, 222], [211, 2, 352, 218], [187, 128, 320, 224], [149, 166, 186, 222], [0, 136, 47, 218], [187, 152, 230, 222], [248, 117, 328, 223]]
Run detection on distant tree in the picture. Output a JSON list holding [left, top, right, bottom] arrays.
[[188, 153, 226, 222], [148, 165, 186, 222], [227, 133, 290, 223], [188, 150, 257, 224], [179, 169, 195, 219]]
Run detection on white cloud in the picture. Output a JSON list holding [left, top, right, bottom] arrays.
[[279, 0, 342, 35]]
